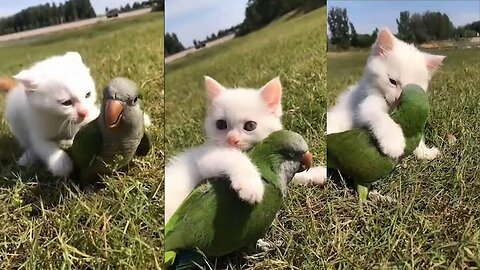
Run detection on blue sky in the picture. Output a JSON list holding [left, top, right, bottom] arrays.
[[165, 0, 249, 47], [328, 0, 480, 34], [0, 0, 139, 18]]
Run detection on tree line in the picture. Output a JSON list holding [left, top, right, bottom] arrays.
[[165, 33, 185, 56], [106, 0, 164, 14], [328, 7, 480, 50], [0, 0, 96, 35], [237, 0, 326, 36]]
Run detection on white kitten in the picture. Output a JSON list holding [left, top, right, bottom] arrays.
[[5, 51, 100, 177], [327, 28, 444, 160], [165, 76, 283, 222]]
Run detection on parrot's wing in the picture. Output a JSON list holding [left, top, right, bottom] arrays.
[[69, 120, 103, 170], [135, 131, 151, 156]]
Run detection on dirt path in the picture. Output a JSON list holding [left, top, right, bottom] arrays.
[[0, 8, 152, 43], [165, 34, 235, 64]]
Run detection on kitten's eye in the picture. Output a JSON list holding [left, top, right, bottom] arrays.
[[133, 97, 138, 104], [85, 92, 91, 98], [243, 121, 257, 131], [60, 100, 73, 106], [389, 78, 397, 86], [216, 119, 227, 130]]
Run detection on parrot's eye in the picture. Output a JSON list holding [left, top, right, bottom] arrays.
[[243, 121, 257, 131], [389, 78, 397, 86], [127, 97, 138, 106], [85, 92, 91, 98], [216, 119, 227, 130], [60, 99, 73, 106]]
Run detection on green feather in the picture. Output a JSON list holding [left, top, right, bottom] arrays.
[[327, 84, 430, 201], [164, 130, 309, 268]]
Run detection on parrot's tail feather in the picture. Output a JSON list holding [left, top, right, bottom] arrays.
[[169, 250, 208, 270], [0, 77, 16, 92]]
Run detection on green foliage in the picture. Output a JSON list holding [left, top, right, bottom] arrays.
[[327, 7, 349, 49], [165, 32, 185, 56], [0, 0, 97, 35], [236, 0, 325, 36], [0, 13, 164, 268], [396, 10, 455, 43]]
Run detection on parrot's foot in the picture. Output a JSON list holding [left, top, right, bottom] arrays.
[[376, 122, 406, 159], [48, 150, 73, 177], [59, 139, 74, 148], [230, 173, 264, 204], [414, 145, 440, 160], [18, 151, 37, 167], [292, 166, 327, 186], [368, 190, 396, 204], [256, 238, 276, 252]]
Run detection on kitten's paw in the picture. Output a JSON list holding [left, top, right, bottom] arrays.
[[292, 166, 327, 186], [414, 145, 440, 160], [18, 151, 37, 167], [378, 128, 406, 159], [48, 151, 73, 177], [60, 139, 74, 148], [230, 174, 264, 204]]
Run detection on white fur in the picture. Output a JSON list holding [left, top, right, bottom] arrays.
[[5, 52, 99, 176], [165, 145, 264, 222], [165, 77, 283, 222], [327, 28, 444, 159], [292, 166, 327, 186]]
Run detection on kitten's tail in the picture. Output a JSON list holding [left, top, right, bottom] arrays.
[[0, 77, 16, 92]]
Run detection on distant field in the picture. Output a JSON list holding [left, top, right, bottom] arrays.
[[165, 7, 326, 269], [327, 47, 480, 268], [0, 12, 163, 269]]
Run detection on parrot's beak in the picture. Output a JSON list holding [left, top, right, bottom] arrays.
[[299, 151, 313, 172], [105, 99, 124, 128]]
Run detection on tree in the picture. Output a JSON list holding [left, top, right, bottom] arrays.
[[165, 32, 185, 55], [349, 22, 358, 47], [328, 7, 350, 49], [396, 11, 413, 42]]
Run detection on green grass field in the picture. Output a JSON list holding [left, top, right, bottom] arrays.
[[165, 7, 326, 269], [0, 13, 164, 269], [327, 48, 480, 268]]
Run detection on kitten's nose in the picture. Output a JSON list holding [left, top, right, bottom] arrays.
[[77, 108, 88, 120], [227, 136, 240, 147]]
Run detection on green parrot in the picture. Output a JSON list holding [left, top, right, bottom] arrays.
[[164, 130, 313, 269], [327, 84, 429, 201], [68, 77, 151, 184]]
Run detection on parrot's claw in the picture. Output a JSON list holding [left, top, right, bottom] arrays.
[[368, 190, 396, 204], [255, 238, 279, 253]]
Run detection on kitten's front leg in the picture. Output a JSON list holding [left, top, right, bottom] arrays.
[[293, 166, 327, 186], [413, 136, 440, 160], [197, 148, 264, 203], [358, 96, 405, 159], [31, 138, 73, 177]]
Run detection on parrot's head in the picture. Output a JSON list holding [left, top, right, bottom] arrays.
[[251, 130, 312, 193], [101, 77, 144, 131]]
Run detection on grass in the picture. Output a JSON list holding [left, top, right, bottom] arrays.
[[0, 12, 163, 269], [165, 7, 326, 269], [326, 47, 480, 268]]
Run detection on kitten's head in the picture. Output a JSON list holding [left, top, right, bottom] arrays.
[[366, 28, 445, 107], [13, 51, 97, 125], [204, 76, 283, 150]]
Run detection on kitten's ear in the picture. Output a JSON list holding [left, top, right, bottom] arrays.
[[374, 28, 394, 56], [425, 54, 445, 75], [260, 77, 282, 112], [205, 76, 224, 100], [13, 70, 38, 90]]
